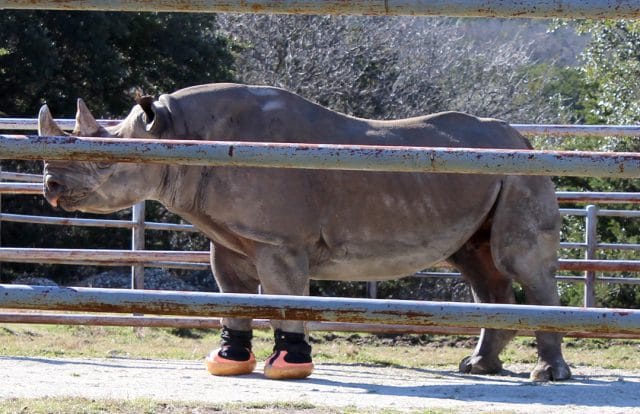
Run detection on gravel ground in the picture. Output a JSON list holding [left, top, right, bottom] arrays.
[[1, 356, 639, 413]]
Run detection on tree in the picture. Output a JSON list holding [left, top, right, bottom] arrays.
[[0, 11, 235, 283], [217, 15, 569, 122], [0, 11, 234, 117]]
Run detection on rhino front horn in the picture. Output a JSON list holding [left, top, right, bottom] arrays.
[[38, 105, 66, 137]]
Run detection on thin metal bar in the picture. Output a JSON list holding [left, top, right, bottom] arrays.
[[4, 118, 640, 137], [2, 312, 639, 339], [0, 213, 136, 229], [513, 124, 640, 137], [0, 248, 210, 264], [598, 243, 640, 251], [560, 208, 588, 216], [1, 285, 639, 334], [1, 0, 640, 19], [0, 213, 197, 232], [0, 182, 41, 194], [131, 202, 145, 290], [599, 209, 640, 218], [2, 135, 640, 178], [556, 192, 640, 204], [584, 205, 598, 307], [0, 172, 41, 182]]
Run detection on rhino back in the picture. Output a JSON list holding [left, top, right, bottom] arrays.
[[158, 83, 530, 150]]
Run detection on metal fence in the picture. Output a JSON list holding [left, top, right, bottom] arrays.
[[1, 118, 639, 337], [1, 0, 640, 338]]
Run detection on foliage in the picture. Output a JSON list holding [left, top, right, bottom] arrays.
[[0, 11, 234, 283], [217, 15, 567, 122], [0, 11, 234, 117]]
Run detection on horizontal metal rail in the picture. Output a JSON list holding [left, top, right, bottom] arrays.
[[0, 248, 638, 273], [4, 118, 640, 138], [0, 248, 210, 265], [0, 213, 198, 232], [0, 182, 41, 194], [0, 171, 41, 182], [1, 285, 639, 334], [2, 135, 640, 178], [1, 0, 639, 19], [2, 311, 639, 339]]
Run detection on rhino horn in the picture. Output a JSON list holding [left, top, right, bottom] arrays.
[[38, 105, 66, 136], [74, 98, 104, 137], [137, 95, 168, 136]]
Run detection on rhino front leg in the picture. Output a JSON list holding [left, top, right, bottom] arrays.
[[255, 244, 314, 379], [206, 243, 260, 376]]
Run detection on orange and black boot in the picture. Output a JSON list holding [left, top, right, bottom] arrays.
[[205, 326, 256, 376], [264, 329, 314, 380]]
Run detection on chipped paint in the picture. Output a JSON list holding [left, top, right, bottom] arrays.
[[1, 134, 639, 179], [0, 284, 639, 334], [0, 0, 639, 19]]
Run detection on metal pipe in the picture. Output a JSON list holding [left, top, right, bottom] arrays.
[[0, 248, 210, 264], [2, 312, 639, 339], [2, 135, 640, 178], [513, 124, 640, 137], [1, 247, 638, 272], [0, 182, 41, 194], [4, 118, 640, 137], [584, 205, 598, 307], [1, 284, 639, 334], [1, 0, 640, 19], [556, 192, 640, 204], [0, 171, 41, 182], [131, 202, 146, 290]]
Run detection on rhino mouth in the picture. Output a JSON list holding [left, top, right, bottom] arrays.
[[43, 174, 90, 211]]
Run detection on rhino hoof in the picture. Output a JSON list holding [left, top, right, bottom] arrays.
[[205, 348, 257, 376], [530, 359, 572, 382], [459, 355, 503, 375], [264, 350, 314, 380]]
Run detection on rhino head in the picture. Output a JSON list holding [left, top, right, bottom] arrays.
[[40, 97, 172, 213]]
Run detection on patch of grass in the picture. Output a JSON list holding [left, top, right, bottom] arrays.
[[0, 397, 455, 414], [0, 323, 638, 371]]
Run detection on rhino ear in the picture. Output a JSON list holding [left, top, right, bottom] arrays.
[[74, 98, 104, 136], [136, 95, 168, 136], [38, 105, 66, 136]]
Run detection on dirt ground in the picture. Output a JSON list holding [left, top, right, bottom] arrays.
[[1, 356, 639, 413]]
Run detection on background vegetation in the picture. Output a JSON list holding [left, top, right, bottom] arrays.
[[0, 13, 638, 307]]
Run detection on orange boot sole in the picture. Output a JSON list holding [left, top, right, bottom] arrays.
[[205, 349, 257, 376], [263, 350, 314, 380]]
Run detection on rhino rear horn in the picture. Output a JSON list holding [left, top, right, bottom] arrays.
[[38, 105, 66, 136], [74, 98, 104, 137], [136, 95, 168, 135]]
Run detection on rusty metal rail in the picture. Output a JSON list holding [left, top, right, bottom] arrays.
[[1, 0, 640, 19], [5, 118, 640, 138], [1, 311, 639, 339], [1, 284, 639, 334], [1, 134, 640, 178]]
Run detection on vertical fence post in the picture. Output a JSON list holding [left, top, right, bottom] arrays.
[[366, 281, 377, 299], [0, 166, 2, 280], [584, 204, 599, 307], [131, 201, 145, 290]]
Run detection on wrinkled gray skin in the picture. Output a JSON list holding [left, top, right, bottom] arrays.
[[39, 83, 571, 381]]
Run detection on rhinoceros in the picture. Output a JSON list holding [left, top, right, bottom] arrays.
[[39, 83, 571, 381]]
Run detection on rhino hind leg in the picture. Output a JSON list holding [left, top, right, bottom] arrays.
[[449, 218, 517, 376], [489, 176, 571, 381]]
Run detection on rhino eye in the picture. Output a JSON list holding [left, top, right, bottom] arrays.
[[95, 162, 112, 169]]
